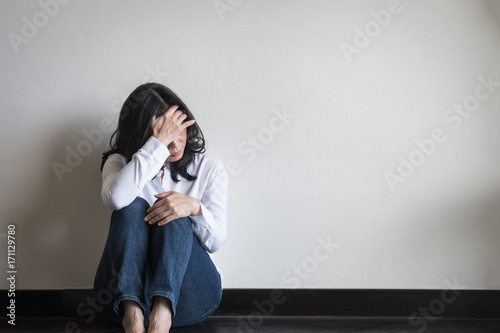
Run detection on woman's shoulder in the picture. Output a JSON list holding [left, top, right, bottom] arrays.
[[102, 153, 127, 170], [106, 153, 126, 163]]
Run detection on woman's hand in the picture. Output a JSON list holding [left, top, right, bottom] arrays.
[[144, 191, 202, 226], [151, 105, 195, 147]]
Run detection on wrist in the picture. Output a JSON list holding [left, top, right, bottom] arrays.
[[192, 198, 202, 216], [152, 134, 172, 147]]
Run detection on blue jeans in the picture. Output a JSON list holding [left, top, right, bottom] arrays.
[[94, 197, 222, 327]]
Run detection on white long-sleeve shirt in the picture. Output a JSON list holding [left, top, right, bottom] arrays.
[[101, 136, 228, 257]]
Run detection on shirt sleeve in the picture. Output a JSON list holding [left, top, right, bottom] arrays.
[[190, 160, 228, 254], [101, 136, 170, 210]]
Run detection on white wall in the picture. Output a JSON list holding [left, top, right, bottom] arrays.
[[1, 0, 499, 290]]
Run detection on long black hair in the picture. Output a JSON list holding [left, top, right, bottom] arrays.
[[101, 83, 206, 183]]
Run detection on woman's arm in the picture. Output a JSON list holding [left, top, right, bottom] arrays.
[[101, 136, 170, 210], [102, 105, 195, 210]]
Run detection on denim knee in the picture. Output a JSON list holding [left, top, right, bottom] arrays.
[[110, 197, 149, 224], [151, 216, 192, 234], [117, 197, 149, 213]]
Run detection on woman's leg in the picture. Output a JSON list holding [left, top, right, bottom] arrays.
[[171, 231, 223, 327], [144, 217, 222, 328], [94, 197, 150, 328], [144, 216, 194, 330]]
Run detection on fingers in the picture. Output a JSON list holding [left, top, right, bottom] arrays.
[[157, 106, 181, 124], [146, 198, 164, 214], [145, 193, 176, 225], [145, 203, 168, 223], [144, 191, 192, 226], [145, 204, 178, 226], [160, 107, 194, 132], [163, 106, 186, 121], [164, 104, 180, 116], [162, 106, 193, 123], [181, 119, 196, 130], [173, 110, 185, 120], [146, 210, 174, 225]]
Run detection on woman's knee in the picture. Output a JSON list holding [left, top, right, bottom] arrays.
[[116, 197, 149, 213], [111, 197, 149, 222], [108, 197, 151, 240], [148, 217, 193, 249]]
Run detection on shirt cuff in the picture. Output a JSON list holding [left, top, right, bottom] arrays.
[[142, 136, 170, 163], [190, 202, 213, 230]]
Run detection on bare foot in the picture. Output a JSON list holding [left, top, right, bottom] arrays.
[[122, 300, 146, 333], [148, 296, 173, 333]]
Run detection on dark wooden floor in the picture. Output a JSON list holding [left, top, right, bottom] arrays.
[[2, 316, 500, 332]]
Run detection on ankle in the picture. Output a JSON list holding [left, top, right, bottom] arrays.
[[122, 300, 145, 331], [123, 300, 143, 316], [151, 296, 173, 315]]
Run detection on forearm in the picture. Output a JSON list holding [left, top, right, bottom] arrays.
[[101, 137, 170, 210]]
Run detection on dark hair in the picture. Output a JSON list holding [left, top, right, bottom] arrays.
[[101, 83, 205, 183]]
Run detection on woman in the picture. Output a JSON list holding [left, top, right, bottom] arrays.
[[94, 83, 227, 333]]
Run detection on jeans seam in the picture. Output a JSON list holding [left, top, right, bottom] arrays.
[[191, 302, 220, 326], [114, 294, 147, 320], [147, 291, 176, 317], [201, 303, 219, 319], [188, 284, 222, 326]]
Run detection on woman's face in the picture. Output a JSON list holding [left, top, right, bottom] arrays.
[[165, 128, 187, 162]]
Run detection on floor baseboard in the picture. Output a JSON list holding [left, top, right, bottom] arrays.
[[3, 289, 500, 319]]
